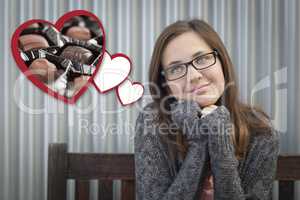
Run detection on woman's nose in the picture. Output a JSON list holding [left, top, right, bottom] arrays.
[[186, 64, 203, 83]]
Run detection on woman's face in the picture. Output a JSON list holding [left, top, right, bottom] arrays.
[[161, 31, 225, 108]]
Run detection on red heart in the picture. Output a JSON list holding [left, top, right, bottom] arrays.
[[11, 10, 106, 104]]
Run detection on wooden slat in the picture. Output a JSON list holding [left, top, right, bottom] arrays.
[[75, 180, 90, 200], [279, 181, 294, 200], [67, 153, 135, 180], [46, 142, 300, 200], [121, 180, 135, 200], [47, 143, 68, 200], [276, 155, 300, 180], [98, 180, 113, 200]]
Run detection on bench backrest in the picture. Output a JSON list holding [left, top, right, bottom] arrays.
[[47, 143, 300, 200]]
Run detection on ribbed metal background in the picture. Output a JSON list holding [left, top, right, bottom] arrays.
[[0, 0, 299, 200]]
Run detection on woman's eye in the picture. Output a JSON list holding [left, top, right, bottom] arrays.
[[195, 57, 205, 64], [169, 65, 185, 74], [195, 54, 212, 65]]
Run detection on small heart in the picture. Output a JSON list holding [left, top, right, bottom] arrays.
[[93, 51, 131, 93], [11, 10, 106, 104], [116, 79, 144, 106]]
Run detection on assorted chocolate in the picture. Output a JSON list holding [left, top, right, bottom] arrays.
[[18, 15, 104, 97]]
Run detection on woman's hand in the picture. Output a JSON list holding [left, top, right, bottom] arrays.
[[199, 105, 235, 161], [169, 99, 205, 141]]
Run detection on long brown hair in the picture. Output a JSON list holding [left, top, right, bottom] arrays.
[[149, 19, 272, 161]]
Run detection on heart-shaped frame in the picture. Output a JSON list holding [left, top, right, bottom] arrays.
[[11, 10, 106, 104]]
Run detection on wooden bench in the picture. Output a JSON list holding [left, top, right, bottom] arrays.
[[48, 143, 300, 200]]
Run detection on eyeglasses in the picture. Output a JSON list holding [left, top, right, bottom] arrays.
[[161, 49, 218, 81]]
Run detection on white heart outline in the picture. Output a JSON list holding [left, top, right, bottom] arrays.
[[116, 79, 144, 106], [93, 51, 132, 93]]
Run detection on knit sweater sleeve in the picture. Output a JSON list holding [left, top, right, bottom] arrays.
[[134, 102, 209, 200], [199, 105, 279, 200]]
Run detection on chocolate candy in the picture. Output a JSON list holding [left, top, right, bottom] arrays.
[[19, 34, 49, 51], [18, 19, 102, 97], [60, 46, 93, 64], [66, 26, 92, 41], [29, 58, 58, 83]]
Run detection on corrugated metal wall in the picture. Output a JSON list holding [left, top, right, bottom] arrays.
[[0, 0, 299, 200]]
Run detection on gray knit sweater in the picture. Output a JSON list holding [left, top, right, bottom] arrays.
[[134, 100, 279, 200]]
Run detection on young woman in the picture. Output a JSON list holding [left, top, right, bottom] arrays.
[[134, 19, 279, 200]]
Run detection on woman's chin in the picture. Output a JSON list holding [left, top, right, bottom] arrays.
[[194, 94, 219, 108]]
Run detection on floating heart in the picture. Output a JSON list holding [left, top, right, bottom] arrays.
[[93, 51, 131, 93], [116, 79, 144, 106], [11, 10, 106, 104]]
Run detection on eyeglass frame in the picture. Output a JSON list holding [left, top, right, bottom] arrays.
[[161, 49, 219, 81]]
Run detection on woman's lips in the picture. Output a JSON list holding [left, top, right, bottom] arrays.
[[191, 83, 211, 94]]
